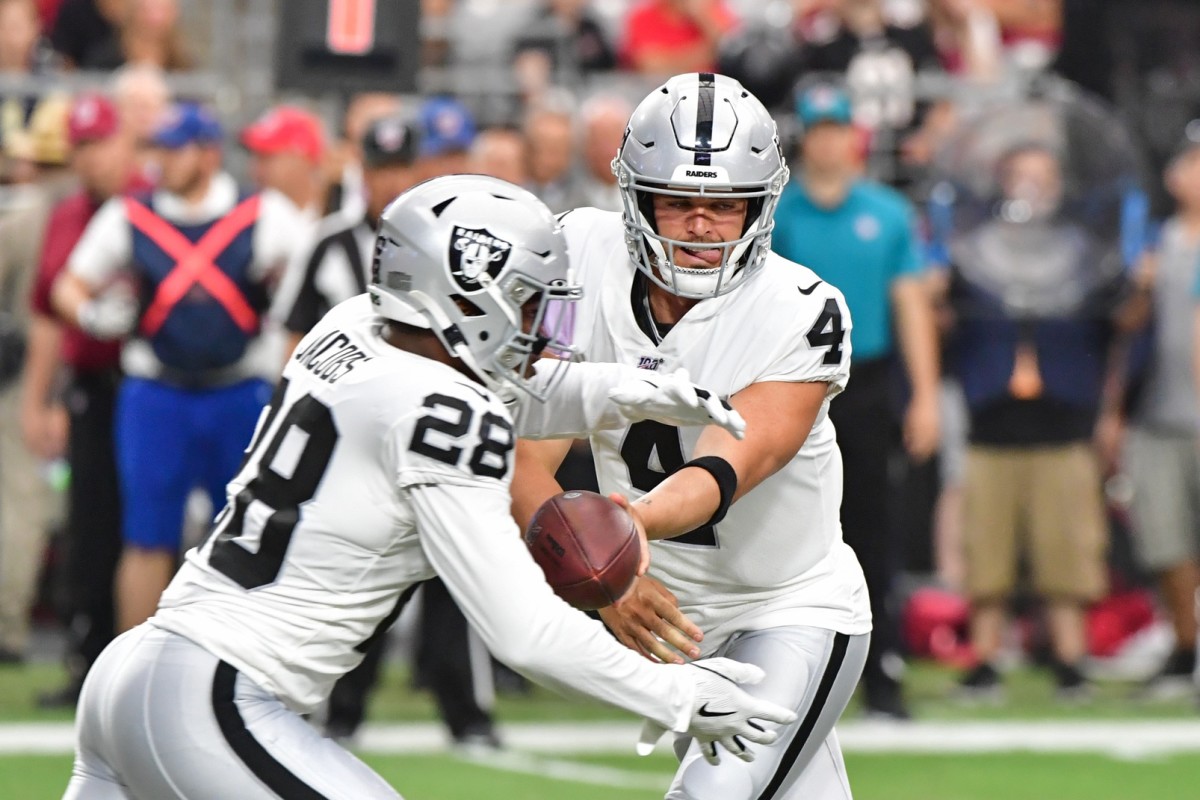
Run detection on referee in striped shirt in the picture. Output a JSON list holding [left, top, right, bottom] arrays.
[[273, 114, 422, 358]]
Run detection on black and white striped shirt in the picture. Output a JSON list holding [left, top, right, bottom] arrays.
[[273, 213, 375, 336]]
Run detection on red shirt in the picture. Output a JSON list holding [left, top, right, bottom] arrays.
[[620, 0, 736, 72], [31, 175, 152, 371]]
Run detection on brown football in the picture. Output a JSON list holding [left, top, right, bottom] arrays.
[[524, 490, 641, 610]]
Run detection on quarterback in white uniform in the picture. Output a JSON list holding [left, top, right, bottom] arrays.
[[63, 176, 797, 800], [513, 74, 872, 799]]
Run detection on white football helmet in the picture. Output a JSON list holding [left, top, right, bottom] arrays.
[[615, 73, 789, 299], [369, 175, 582, 403]]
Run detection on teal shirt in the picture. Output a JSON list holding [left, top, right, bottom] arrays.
[[772, 178, 924, 361]]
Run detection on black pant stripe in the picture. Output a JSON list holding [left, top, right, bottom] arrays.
[[755, 632, 850, 800], [212, 661, 330, 800]]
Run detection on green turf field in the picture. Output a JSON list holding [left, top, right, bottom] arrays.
[[6, 751, 1198, 800], [2, 659, 1198, 798]]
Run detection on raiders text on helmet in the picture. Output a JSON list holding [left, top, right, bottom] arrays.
[[614, 73, 789, 299], [369, 175, 581, 403]]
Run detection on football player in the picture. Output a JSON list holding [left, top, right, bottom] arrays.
[[63, 175, 796, 800], [512, 74, 872, 799]]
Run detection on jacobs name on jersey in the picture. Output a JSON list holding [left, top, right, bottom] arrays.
[[294, 329, 374, 383]]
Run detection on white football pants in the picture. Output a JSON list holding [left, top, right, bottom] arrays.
[[666, 626, 869, 800], [63, 624, 400, 799]]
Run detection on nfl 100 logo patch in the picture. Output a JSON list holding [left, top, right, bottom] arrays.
[[636, 356, 663, 371]]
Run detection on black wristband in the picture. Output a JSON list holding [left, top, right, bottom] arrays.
[[680, 455, 738, 526]]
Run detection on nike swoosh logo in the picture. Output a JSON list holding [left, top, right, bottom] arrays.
[[697, 703, 736, 718], [798, 281, 823, 295]]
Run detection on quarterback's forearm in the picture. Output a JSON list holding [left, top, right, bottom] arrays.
[[634, 380, 828, 540], [632, 466, 722, 541]]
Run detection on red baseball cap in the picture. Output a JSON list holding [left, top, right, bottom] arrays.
[[68, 93, 120, 146], [241, 106, 325, 164]]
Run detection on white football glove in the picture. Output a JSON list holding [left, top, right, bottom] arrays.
[[77, 291, 137, 340], [608, 368, 746, 440], [637, 657, 797, 766]]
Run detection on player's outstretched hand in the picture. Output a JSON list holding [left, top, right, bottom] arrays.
[[637, 657, 797, 765], [608, 368, 746, 440]]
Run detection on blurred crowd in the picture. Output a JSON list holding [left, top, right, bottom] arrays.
[[2, 0, 1200, 740]]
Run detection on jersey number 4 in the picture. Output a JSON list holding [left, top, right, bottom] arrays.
[[620, 421, 718, 548], [207, 378, 339, 590], [806, 298, 846, 366]]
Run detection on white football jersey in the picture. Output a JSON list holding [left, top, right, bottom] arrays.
[[152, 295, 697, 729], [560, 208, 871, 647]]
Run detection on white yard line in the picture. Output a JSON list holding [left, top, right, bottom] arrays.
[[6, 720, 1200, 758], [454, 749, 670, 791]]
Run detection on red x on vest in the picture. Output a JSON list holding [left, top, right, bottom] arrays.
[[124, 195, 262, 337]]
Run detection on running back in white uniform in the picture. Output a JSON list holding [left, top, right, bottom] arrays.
[[562, 208, 871, 647], [66, 175, 797, 800], [153, 295, 695, 717]]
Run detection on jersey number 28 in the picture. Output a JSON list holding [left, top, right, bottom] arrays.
[[207, 378, 339, 590]]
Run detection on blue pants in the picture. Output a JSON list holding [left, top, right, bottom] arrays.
[[115, 376, 271, 551]]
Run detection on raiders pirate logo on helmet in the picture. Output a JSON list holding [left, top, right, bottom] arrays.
[[448, 226, 512, 292]]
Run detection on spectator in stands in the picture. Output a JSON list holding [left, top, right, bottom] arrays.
[[0, 0, 61, 168], [50, 0, 125, 70], [118, 0, 189, 71], [0, 0, 57, 73], [20, 93, 146, 704], [947, 143, 1124, 702], [772, 83, 940, 720], [326, 91, 402, 220], [271, 115, 425, 743], [110, 63, 170, 177], [241, 105, 327, 223], [620, 0, 737, 75], [512, 0, 616, 88], [568, 93, 631, 213], [1117, 133, 1200, 698], [981, 0, 1061, 74], [523, 100, 576, 213], [415, 96, 475, 183], [468, 127, 529, 188], [797, 0, 944, 189], [420, 0, 453, 68], [0, 93, 73, 664], [927, 0, 1003, 79], [51, 103, 305, 632], [274, 114, 421, 360], [35, 0, 63, 30]]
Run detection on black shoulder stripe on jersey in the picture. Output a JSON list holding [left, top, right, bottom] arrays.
[[694, 72, 716, 167], [755, 633, 850, 800], [211, 662, 330, 800]]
